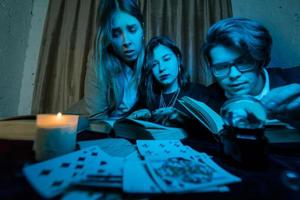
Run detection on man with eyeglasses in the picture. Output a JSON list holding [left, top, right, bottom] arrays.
[[202, 17, 300, 129]]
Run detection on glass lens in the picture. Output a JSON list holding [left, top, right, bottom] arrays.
[[211, 55, 256, 77], [212, 63, 230, 77], [235, 57, 256, 72]]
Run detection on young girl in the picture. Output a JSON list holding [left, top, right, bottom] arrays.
[[84, 0, 145, 119], [131, 36, 209, 127]]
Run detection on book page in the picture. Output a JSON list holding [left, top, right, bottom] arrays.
[[114, 118, 188, 140], [0, 120, 37, 140], [115, 118, 169, 129], [88, 119, 116, 133], [179, 96, 224, 134]]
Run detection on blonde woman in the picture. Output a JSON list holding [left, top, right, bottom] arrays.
[[84, 0, 145, 119]]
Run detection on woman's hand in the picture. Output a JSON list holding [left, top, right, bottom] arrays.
[[128, 108, 152, 120], [152, 107, 189, 126], [261, 83, 300, 128]]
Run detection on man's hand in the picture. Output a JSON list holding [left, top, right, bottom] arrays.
[[261, 83, 300, 128]]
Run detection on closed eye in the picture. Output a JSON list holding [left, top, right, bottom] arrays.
[[163, 57, 171, 61], [127, 25, 137, 33], [163, 54, 171, 61]]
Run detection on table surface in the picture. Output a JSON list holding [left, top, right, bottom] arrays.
[[1, 130, 300, 200]]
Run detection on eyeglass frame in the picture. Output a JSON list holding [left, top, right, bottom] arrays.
[[210, 54, 258, 78]]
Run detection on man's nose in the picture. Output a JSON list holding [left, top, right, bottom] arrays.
[[228, 65, 242, 79]]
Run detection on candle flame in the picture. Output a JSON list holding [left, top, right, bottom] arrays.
[[57, 112, 62, 119]]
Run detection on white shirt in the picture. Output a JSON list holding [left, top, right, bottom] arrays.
[[110, 67, 138, 119], [253, 69, 270, 100]]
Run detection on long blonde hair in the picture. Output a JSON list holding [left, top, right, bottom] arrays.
[[94, 0, 145, 112]]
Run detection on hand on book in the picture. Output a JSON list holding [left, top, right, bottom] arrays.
[[128, 109, 152, 120], [152, 107, 190, 127], [261, 83, 300, 129], [128, 107, 190, 127]]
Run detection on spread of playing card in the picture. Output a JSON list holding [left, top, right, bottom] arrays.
[[23, 146, 123, 199], [23, 139, 240, 197]]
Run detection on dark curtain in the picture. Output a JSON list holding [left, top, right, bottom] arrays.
[[141, 0, 232, 84], [32, 0, 232, 114]]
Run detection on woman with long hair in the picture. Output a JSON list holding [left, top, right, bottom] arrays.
[[84, 0, 145, 119], [130, 36, 209, 127]]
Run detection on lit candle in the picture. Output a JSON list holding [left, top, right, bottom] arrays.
[[34, 113, 79, 161]]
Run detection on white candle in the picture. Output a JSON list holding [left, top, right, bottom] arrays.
[[34, 113, 79, 161]]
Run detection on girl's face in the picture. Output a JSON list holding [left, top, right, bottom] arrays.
[[151, 44, 180, 93], [110, 11, 143, 63]]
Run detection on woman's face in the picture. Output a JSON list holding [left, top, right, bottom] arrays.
[[110, 11, 143, 63], [151, 44, 180, 93]]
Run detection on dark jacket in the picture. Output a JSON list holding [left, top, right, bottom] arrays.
[[133, 82, 210, 114]]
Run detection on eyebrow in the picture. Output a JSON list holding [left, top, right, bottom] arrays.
[[162, 53, 171, 59], [112, 23, 138, 29], [212, 55, 244, 66], [127, 24, 137, 28], [153, 53, 170, 61]]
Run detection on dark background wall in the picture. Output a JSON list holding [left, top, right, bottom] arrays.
[[0, 0, 33, 118], [232, 0, 300, 67]]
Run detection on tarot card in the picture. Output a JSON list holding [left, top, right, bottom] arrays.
[[190, 153, 241, 185], [23, 146, 112, 199], [145, 155, 241, 193], [123, 160, 161, 193], [145, 156, 214, 192]]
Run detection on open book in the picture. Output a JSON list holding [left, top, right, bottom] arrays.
[[88, 118, 187, 140], [178, 96, 224, 134], [178, 96, 300, 143]]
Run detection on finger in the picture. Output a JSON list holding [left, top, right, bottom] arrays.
[[271, 96, 300, 119], [168, 112, 178, 121], [152, 108, 162, 115], [152, 108, 172, 117], [262, 84, 300, 109], [128, 113, 137, 119], [142, 112, 152, 119], [286, 96, 300, 112], [137, 109, 151, 119]]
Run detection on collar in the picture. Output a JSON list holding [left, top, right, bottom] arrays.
[[253, 68, 270, 100]]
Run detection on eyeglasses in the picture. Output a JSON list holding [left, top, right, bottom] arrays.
[[210, 55, 257, 78]]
